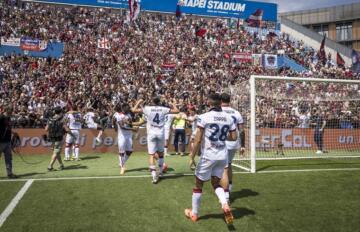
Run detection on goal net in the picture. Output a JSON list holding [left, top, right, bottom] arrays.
[[231, 75, 360, 173]]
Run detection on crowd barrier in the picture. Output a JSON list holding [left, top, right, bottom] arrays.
[[13, 128, 360, 154]]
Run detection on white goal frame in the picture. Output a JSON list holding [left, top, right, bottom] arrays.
[[247, 75, 360, 173]]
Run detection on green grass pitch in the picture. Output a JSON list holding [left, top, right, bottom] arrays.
[[0, 153, 360, 232]]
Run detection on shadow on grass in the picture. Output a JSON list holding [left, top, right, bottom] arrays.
[[17, 172, 45, 178], [231, 189, 259, 204], [80, 156, 101, 160], [63, 164, 88, 170], [199, 207, 255, 231], [126, 167, 150, 173], [257, 161, 360, 172]]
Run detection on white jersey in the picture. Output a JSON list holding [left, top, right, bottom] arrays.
[[164, 114, 176, 130], [113, 112, 132, 137], [222, 106, 243, 150], [84, 112, 96, 126], [143, 106, 170, 135], [188, 114, 198, 138], [298, 114, 311, 128], [66, 111, 82, 130], [197, 109, 236, 160]]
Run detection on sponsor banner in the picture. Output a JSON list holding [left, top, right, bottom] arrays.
[[233, 52, 252, 63], [34, 0, 277, 21], [263, 54, 277, 69], [256, 128, 360, 149], [20, 37, 47, 51], [0, 37, 20, 46], [13, 128, 360, 154]]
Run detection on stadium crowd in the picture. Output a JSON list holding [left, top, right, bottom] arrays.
[[0, 1, 359, 129]]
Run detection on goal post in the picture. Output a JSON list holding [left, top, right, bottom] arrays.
[[232, 75, 360, 173]]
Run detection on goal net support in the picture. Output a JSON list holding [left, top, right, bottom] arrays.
[[231, 75, 360, 173]]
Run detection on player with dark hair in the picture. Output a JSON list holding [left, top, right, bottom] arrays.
[[64, 105, 82, 161], [185, 93, 237, 224], [220, 92, 245, 203], [132, 96, 179, 183], [113, 103, 144, 175], [83, 107, 104, 145]]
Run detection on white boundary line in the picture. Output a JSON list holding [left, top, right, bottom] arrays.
[[1, 167, 360, 182], [0, 179, 34, 228]]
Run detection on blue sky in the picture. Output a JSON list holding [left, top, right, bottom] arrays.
[[266, 0, 360, 12]]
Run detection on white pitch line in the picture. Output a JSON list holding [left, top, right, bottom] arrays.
[[0, 179, 34, 228], [1, 167, 360, 182], [256, 167, 360, 174]]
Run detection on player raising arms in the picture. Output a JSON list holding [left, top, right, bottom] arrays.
[[164, 113, 176, 156], [220, 93, 245, 203], [113, 103, 144, 175], [185, 93, 237, 225], [186, 107, 199, 158], [83, 107, 104, 145], [64, 105, 82, 161], [132, 97, 179, 184]]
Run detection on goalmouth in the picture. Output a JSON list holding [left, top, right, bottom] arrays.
[[231, 75, 360, 173]]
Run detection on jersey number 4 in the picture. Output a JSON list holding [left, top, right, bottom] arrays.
[[153, 113, 160, 124], [209, 124, 230, 141]]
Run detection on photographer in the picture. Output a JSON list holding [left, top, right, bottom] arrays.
[[0, 106, 18, 178], [44, 107, 69, 171]]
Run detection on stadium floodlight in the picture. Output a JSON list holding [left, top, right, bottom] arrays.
[[231, 75, 360, 173]]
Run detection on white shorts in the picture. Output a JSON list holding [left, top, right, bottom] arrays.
[[147, 133, 165, 155], [65, 130, 80, 144], [118, 135, 133, 153], [87, 122, 98, 129], [164, 128, 171, 141], [195, 157, 227, 181]]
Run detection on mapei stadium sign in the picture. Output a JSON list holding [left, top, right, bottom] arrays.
[[31, 0, 277, 21]]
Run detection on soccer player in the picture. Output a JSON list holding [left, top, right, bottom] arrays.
[[113, 103, 143, 175], [220, 93, 244, 203], [186, 107, 198, 158], [185, 93, 237, 224], [164, 113, 176, 156], [64, 105, 82, 161], [132, 97, 179, 184], [83, 107, 104, 145]]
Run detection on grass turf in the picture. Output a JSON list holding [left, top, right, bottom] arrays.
[[0, 182, 25, 213], [0, 171, 359, 232], [0, 153, 359, 231], [1, 152, 360, 179]]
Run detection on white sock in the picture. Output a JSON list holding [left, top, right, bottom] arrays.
[[65, 147, 70, 159], [74, 146, 79, 159], [192, 189, 202, 216], [118, 154, 124, 167], [225, 189, 230, 203], [158, 157, 164, 174], [215, 187, 227, 207], [150, 165, 157, 179]]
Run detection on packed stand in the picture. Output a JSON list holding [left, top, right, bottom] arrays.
[[0, 2, 359, 129]]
